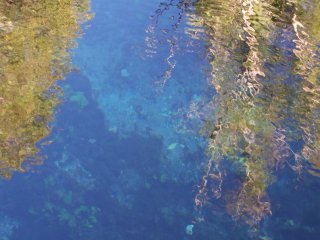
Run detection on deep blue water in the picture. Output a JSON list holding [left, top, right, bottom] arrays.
[[0, 1, 320, 240]]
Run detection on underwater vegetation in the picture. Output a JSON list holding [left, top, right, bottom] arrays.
[[0, 0, 319, 238], [0, 214, 18, 240], [0, 0, 92, 178], [183, 0, 320, 227]]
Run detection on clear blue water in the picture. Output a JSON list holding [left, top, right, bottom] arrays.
[[0, 1, 320, 240]]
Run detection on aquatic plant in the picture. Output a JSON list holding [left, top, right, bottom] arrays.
[[0, 214, 18, 240], [185, 0, 320, 227], [30, 201, 99, 230], [28, 174, 100, 235], [0, 0, 92, 178]]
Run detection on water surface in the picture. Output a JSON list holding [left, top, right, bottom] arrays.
[[0, 0, 319, 240]]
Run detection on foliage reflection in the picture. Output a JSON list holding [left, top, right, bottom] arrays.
[[185, 0, 320, 226], [0, 0, 92, 178]]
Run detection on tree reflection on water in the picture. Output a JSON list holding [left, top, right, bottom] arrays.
[[185, 0, 320, 226], [0, 0, 92, 178]]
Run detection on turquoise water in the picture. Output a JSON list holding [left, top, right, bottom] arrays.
[[0, 0, 320, 240]]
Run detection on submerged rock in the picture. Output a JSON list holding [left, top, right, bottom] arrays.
[[167, 143, 178, 151], [120, 68, 130, 77], [185, 224, 194, 235]]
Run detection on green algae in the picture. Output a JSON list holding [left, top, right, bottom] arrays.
[[69, 91, 89, 108]]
